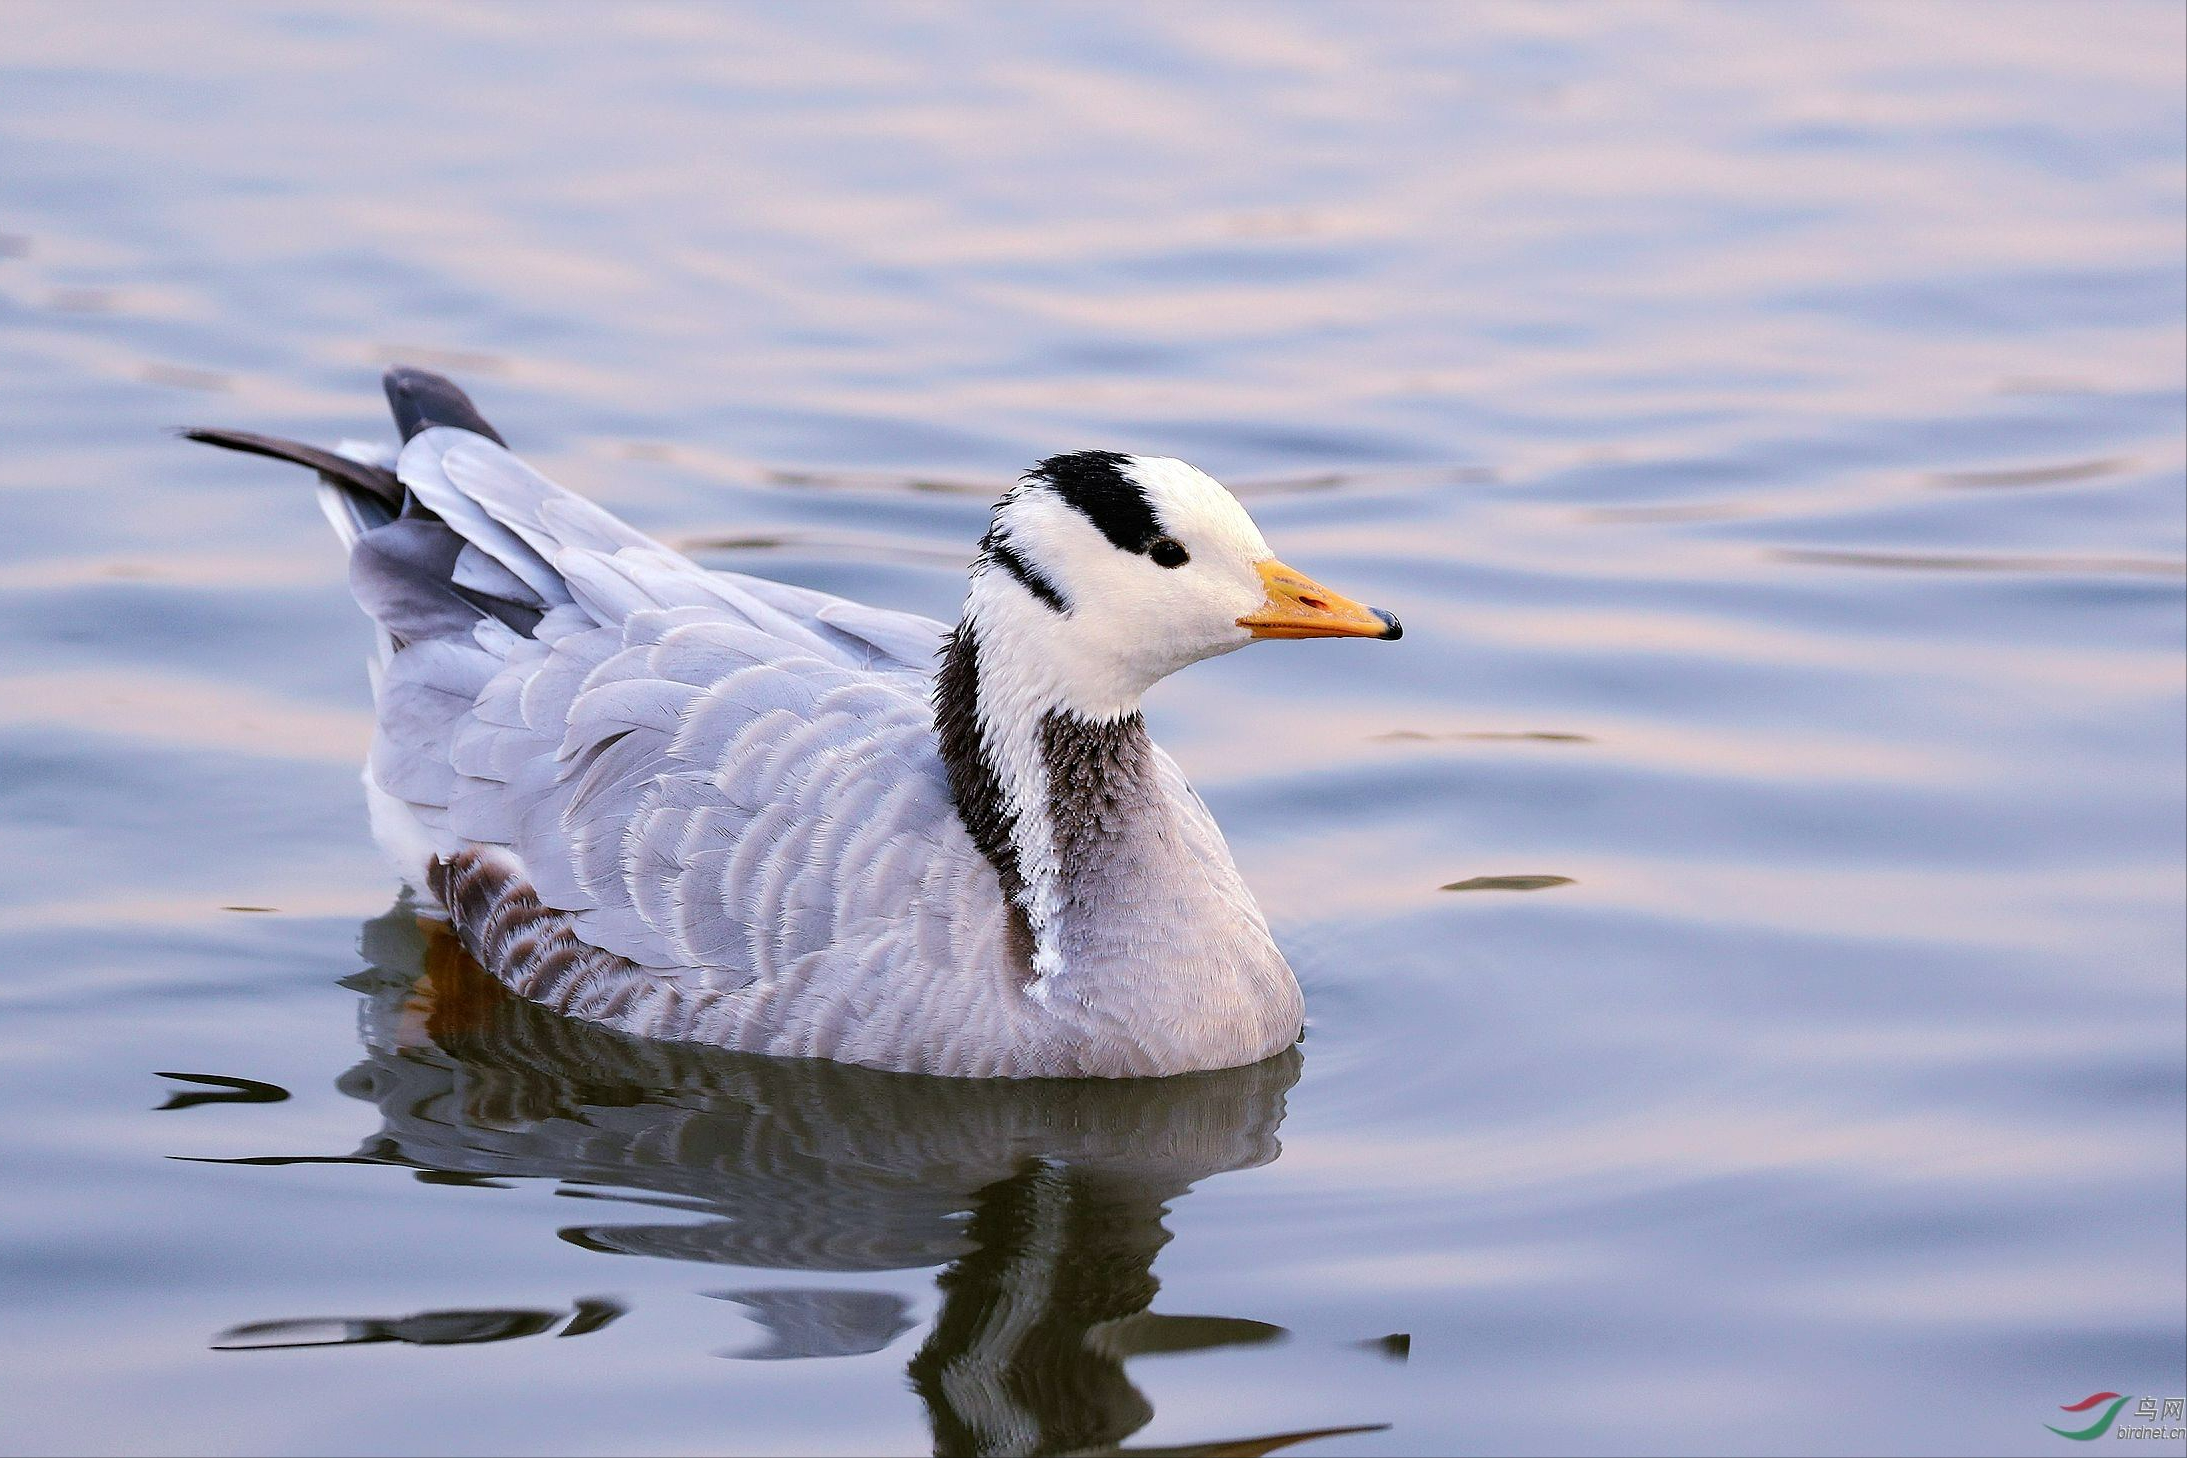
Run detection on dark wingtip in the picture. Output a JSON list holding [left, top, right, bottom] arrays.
[[383, 366, 507, 447], [1372, 608, 1402, 640], [180, 425, 404, 510]]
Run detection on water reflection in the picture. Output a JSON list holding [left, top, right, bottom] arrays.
[[1438, 875, 1574, 893], [215, 1299, 625, 1351], [213, 906, 1365, 1456], [154, 1071, 291, 1111]]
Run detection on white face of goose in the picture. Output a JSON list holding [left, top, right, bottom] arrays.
[[967, 452, 1400, 720]]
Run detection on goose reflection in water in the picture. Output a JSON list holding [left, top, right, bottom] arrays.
[[206, 906, 1381, 1458]]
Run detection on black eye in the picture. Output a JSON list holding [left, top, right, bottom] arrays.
[[1148, 537, 1189, 568]]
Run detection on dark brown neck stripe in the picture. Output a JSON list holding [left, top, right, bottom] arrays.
[[934, 625, 1029, 912]]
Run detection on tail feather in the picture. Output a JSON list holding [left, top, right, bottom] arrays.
[[352, 517, 543, 647], [384, 367, 508, 446], [182, 427, 404, 512], [184, 426, 404, 551], [185, 388, 543, 645], [188, 370, 542, 881]]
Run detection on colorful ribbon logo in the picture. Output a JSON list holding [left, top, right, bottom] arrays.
[[2047, 1393, 2130, 1441]]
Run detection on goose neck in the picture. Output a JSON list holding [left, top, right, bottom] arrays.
[[933, 612, 1157, 989]]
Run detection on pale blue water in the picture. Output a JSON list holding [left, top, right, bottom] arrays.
[[1, 4, 2182, 1454]]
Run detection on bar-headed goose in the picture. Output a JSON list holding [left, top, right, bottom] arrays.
[[190, 370, 1399, 1077]]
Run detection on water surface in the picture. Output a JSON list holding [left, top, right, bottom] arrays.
[[1, 4, 2182, 1454]]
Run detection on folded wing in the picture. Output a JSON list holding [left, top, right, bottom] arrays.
[[364, 422, 982, 995]]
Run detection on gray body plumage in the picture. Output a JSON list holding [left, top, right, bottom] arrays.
[[202, 374, 1305, 1078]]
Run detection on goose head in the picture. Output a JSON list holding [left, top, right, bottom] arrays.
[[964, 451, 1399, 720]]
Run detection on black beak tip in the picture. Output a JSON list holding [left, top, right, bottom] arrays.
[[1372, 609, 1402, 641]]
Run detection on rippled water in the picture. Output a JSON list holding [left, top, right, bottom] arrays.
[[2, 4, 2182, 1454]]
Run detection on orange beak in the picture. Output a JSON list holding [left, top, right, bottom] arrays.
[[1237, 559, 1402, 640]]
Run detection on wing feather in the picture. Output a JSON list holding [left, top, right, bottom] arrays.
[[362, 422, 1018, 1031]]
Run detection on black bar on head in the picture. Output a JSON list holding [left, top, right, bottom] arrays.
[[1027, 450, 1161, 554]]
